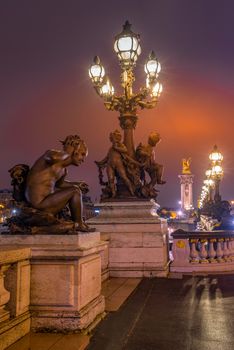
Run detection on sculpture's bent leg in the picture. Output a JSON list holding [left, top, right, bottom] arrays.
[[156, 163, 166, 184], [107, 167, 116, 197], [117, 167, 135, 196], [31, 187, 92, 231]]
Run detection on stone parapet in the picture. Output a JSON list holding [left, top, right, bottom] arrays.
[[0, 247, 31, 350], [0, 231, 107, 335]]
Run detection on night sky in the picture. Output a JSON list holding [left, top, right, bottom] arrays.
[[1, 0, 234, 207]]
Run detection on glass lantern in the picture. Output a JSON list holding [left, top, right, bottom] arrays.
[[151, 82, 163, 98], [209, 145, 223, 162], [114, 21, 141, 68], [144, 51, 161, 78], [89, 56, 105, 84], [100, 77, 114, 97], [211, 165, 223, 177]]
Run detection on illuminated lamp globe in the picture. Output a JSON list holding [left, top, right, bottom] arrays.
[[204, 179, 214, 187], [144, 51, 161, 79], [151, 82, 163, 98], [114, 21, 141, 68], [100, 77, 114, 97], [205, 169, 212, 178], [209, 145, 223, 162], [211, 165, 223, 177], [89, 56, 105, 84]]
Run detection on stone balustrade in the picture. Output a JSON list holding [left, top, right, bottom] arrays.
[[0, 247, 31, 350], [171, 229, 234, 274]]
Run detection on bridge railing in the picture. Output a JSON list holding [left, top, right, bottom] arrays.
[[170, 229, 234, 274]]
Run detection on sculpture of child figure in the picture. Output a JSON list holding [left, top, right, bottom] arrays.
[[136, 131, 166, 197], [95, 129, 137, 198]]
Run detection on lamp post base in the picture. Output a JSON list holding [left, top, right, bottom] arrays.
[[88, 200, 169, 278]]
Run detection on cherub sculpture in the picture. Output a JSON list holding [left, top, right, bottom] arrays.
[[7, 135, 94, 233], [96, 129, 165, 200], [95, 130, 138, 198], [182, 158, 192, 174], [136, 132, 166, 197]]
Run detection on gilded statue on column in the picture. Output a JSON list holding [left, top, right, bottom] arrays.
[[182, 158, 192, 175]]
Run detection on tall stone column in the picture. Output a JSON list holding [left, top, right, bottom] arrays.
[[178, 174, 194, 211]]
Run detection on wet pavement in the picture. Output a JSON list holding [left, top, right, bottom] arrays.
[[6, 278, 141, 350], [88, 275, 234, 350]]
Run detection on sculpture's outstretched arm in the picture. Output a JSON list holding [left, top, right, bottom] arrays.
[[123, 154, 143, 167], [95, 156, 109, 168], [113, 144, 128, 154], [56, 170, 89, 194]]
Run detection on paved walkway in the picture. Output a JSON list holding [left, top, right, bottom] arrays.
[[6, 278, 141, 350], [88, 275, 234, 350], [6, 275, 234, 350]]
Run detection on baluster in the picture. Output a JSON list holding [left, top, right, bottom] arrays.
[[231, 238, 234, 260], [208, 239, 217, 263], [0, 264, 10, 322], [227, 238, 234, 261], [199, 239, 209, 263], [223, 239, 231, 261], [190, 239, 199, 263], [216, 238, 224, 262]]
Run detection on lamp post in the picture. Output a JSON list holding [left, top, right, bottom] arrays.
[[204, 170, 214, 202], [198, 146, 223, 209], [88, 21, 165, 201], [209, 145, 223, 202], [89, 21, 162, 159]]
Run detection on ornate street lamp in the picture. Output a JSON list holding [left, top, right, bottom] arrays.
[[198, 146, 223, 209], [209, 145, 223, 202], [89, 20, 162, 159], [89, 21, 164, 200]]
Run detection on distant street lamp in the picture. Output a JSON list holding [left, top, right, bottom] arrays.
[[198, 146, 223, 208], [209, 145, 223, 202]]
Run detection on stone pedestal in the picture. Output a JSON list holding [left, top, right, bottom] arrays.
[[0, 232, 107, 332], [88, 201, 169, 278]]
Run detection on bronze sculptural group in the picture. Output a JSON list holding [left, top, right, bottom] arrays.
[[7, 130, 165, 233], [96, 129, 165, 200], [7, 135, 94, 234]]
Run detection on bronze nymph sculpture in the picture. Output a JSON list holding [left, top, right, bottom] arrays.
[[7, 135, 94, 233]]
